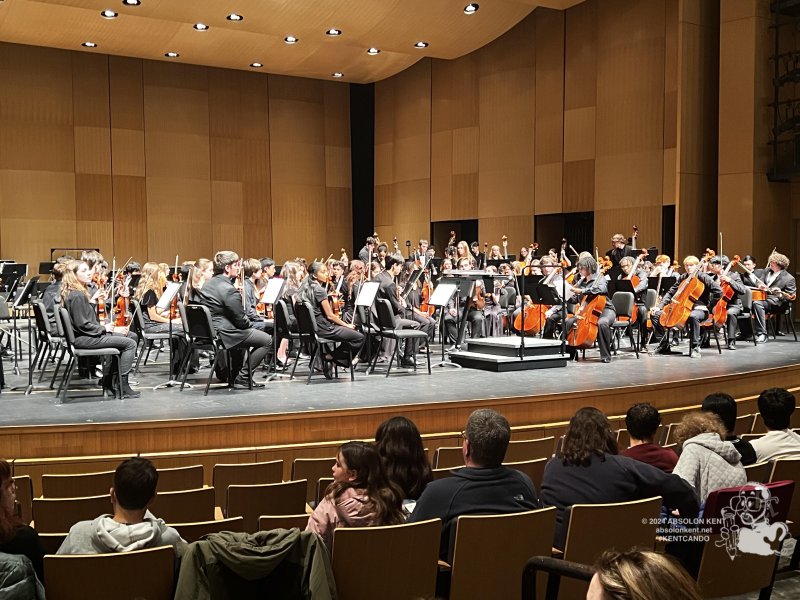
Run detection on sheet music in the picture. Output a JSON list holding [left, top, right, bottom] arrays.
[[156, 282, 182, 312], [260, 277, 285, 305]]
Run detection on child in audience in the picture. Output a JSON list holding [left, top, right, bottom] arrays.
[[0, 460, 44, 585], [57, 457, 184, 554], [306, 442, 403, 551], [375, 416, 432, 503]]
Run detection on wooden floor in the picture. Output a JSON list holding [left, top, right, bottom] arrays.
[[1, 336, 798, 460]]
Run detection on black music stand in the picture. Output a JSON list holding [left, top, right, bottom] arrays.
[[429, 281, 460, 369], [10, 277, 39, 393], [354, 281, 380, 374], [649, 276, 677, 297], [513, 273, 543, 359], [153, 282, 187, 390], [261, 277, 286, 382], [2, 266, 27, 373]]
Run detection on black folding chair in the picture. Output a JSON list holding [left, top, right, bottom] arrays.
[[291, 301, 353, 384], [372, 298, 431, 376], [610, 292, 639, 358]]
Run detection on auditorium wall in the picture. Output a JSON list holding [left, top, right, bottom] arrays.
[[0, 42, 352, 267], [374, 0, 726, 259]]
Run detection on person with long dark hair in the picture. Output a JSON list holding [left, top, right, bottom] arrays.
[[306, 441, 403, 551], [0, 460, 44, 584], [540, 407, 698, 549], [375, 416, 432, 502]]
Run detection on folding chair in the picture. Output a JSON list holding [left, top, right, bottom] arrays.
[[372, 298, 431, 376]]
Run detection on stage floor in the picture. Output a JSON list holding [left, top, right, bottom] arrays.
[[1, 336, 799, 428]]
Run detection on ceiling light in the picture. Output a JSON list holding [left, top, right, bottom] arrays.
[[464, 3, 479, 14], [122, 0, 140, 5], [284, 36, 298, 44], [326, 29, 342, 37], [332, 72, 344, 79], [414, 41, 429, 49], [193, 23, 209, 31], [226, 13, 244, 22], [100, 9, 118, 19], [82, 41, 98, 48], [367, 48, 381, 55], [164, 52, 180, 58], [250, 62, 263, 68]]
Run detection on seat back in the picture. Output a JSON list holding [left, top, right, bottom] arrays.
[[316, 477, 334, 504], [39, 533, 67, 555], [769, 459, 800, 536], [332, 519, 441, 600], [449, 508, 557, 600], [432, 467, 455, 481], [697, 481, 795, 597], [258, 514, 310, 531], [643, 288, 657, 310], [376, 298, 396, 331], [42, 470, 116, 499], [227, 480, 307, 532], [744, 461, 772, 484], [274, 299, 292, 340], [740, 287, 753, 312], [151, 487, 215, 524], [53, 303, 67, 338], [212, 460, 283, 515], [58, 307, 77, 347], [291, 457, 335, 504], [155, 464, 204, 492], [734, 414, 755, 436], [32, 300, 51, 339], [171, 517, 244, 543], [45, 546, 175, 600], [294, 301, 319, 339], [433, 446, 464, 469], [184, 304, 216, 344], [129, 298, 147, 336], [505, 437, 555, 462], [503, 458, 547, 491], [611, 291, 634, 320], [33, 494, 111, 533], [12, 475, 33, 525]]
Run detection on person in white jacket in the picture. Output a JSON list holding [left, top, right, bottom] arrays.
[[672, 412, 746, 503]]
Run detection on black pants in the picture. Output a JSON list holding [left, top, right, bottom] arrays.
[[74, 332, 138, 376], [228, 329, 273, 380], [142, 324, 189, 378], [322, 325, 365, 362], [407, 310, 436, 343], [565, 307, 615, 360], [752, 299, 787, 337], [444, 308, 485, 344], [652, 307, 706, 347]]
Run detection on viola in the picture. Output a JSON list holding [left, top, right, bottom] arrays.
[[713, 255, 741, 327], [420, 271, 435, 316], [660, 257, 710, 329], [93, 273, 108, 324]]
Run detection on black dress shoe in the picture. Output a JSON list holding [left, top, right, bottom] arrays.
[[601, 357, 611, 363], [399, 358, 416, 368], [233, 376, 265, 389], [755, 335, 768, 344]]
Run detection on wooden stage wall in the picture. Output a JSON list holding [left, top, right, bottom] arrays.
[[0, 43, 352, 267]]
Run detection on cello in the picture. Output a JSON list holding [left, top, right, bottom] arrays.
[[712, 255, 740, 327], [567, 273, 607, 349], [659, 256, 710, 329]]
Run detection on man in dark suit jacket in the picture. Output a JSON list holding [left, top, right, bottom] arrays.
[[751, 252, 797, 343], [193, 251, 273, 387], [375, 254, 421, 367]]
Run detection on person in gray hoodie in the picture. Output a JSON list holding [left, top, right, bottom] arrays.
[[57, 457, 184, 555], [672, 412, 747, 503]]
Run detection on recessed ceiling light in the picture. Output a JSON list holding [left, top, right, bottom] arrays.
[[250, 62, 263, 68], [226, 13, 244, 22], [193, 23, 209, 31], [414, 41, 429, 49], [101, 9, 118, 19], [367, 48, 381, 55], [122, 0, 140, 5], [284, 36, 298, 44], [464, 3, 479, 14], [326, 28, 342, 37], [332, 72, 344, 79], [82, 41, 98, 48], [164, 52, 180, 58]]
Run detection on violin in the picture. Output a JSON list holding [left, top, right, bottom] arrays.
[[92, 272, 108, 324], [713, 255, 741, 327], [114, 273, 132, 327], [660, 256, 710, 329]]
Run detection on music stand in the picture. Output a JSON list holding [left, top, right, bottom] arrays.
[[153, 282, 187, 390], [649, 276, 676, 297], [3, 267, 29, 373], [10, 277, 39, 389], [401, 267, 424, 299], [261, 277, 286, 382], [429, 282, 460, 368], [38, 262, 56, 276], [354, 281, 379, 373]]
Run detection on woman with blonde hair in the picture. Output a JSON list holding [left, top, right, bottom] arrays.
[[588, 549, 702, 600], [134, 262, 181, 332]]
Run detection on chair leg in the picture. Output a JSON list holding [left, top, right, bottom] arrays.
[[712, 326, 722, 354], [307, 346, 320, 385], [348, 347, 354, 381], [289, 347, 300, 380], [60, 359, 75, 402], [385, 338, 398, 378], [204, 350, 220, 397], [425, 342, 431, 374], [629, 327, 639, 359], [134, 341, 148, 374], [116, 356, 124, 398], [50, 347, 66, 390], [788, 309, 798, 341], [56, 355, 73, 396]]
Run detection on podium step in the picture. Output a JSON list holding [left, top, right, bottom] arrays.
[[448, 349, 568, 372], [464, 336, 563, 358]]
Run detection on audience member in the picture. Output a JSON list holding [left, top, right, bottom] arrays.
[[672, 412, 746, 503], [406, 409, 540, 559], [0, 460, 44, 584], [57, 457, 184, 554], [375, 416, 432, 503], [540, 407, 698, 549], [621, 403, 678, 473], [588, 549, 703, 600], [307, 442, 403, 552], [701, 392, 757, 465], [750, 388, 800, 462]]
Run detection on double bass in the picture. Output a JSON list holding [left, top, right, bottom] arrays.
[[659, 256, 710, 329], [712, 255, 741, 327]]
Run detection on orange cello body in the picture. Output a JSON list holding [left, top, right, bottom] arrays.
[[660, 276, 705, 329], [420, 278, 435, 316], [567, 295, 607, 349], [513, 302, 546, 335]]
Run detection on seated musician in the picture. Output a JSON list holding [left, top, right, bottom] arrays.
[[618, 256, 648, 333], [487, 245, 503, 261], [193, 251, 273, 388], [242, 258, 270, 332], [400, 262, 436, 347], [443, 257, 486, 344], [470, 242, 484, 269], [342, 260, 366, 324], [564, 255, 616, 363], [509, 256, 561, 336], [739, 255, 762, 287], [412, 239, 429, 262], [483, 265, 504, 336], [259, 257, 276, 286], [651, 254, 677, 277], [61, 259, 139, 398], [650, 256, 721, 357], [707, 255, 747, 350], [751, 252, 797, 343], [375, 255, 423, 367], [376, 243, 389, 269], [358, 236, 377, 264], [300, 262, 365, 376], [42, 259, 68, 329]]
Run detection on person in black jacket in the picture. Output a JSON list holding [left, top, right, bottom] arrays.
[[707, 255, 748, 350], [0, 459, 44, 583], [701, 392, 757, 466], [375, 254, 421, 367], [540, 407, 698, 550], [192, 251, 272, 388], [61, 259, 139, 398], [407, 409, 540, 560]]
